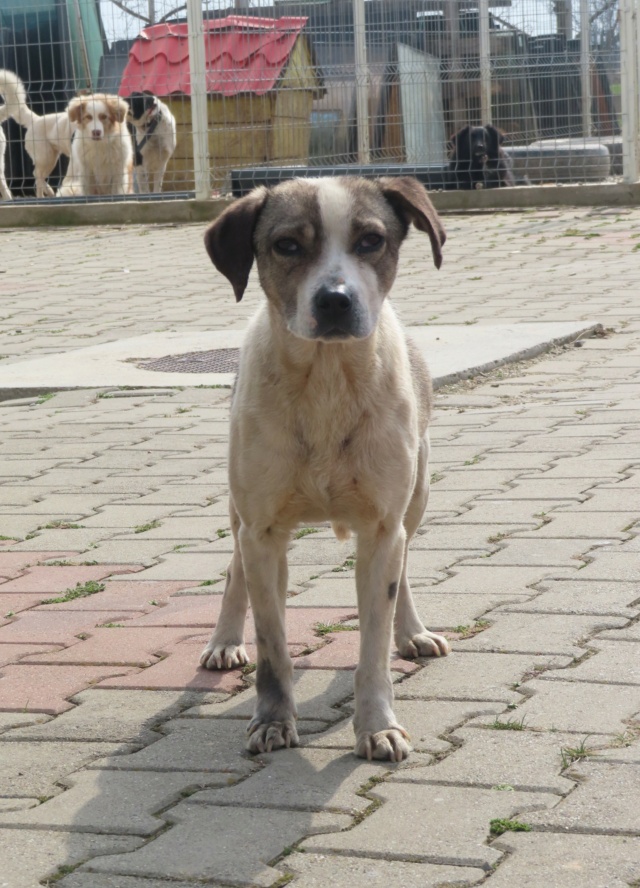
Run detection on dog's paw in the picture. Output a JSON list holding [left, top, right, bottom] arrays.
[[355, 727, 411, 762], [246, 718, 299, 754], [397, 630, 450, 659], [199, 642, 249, 670]]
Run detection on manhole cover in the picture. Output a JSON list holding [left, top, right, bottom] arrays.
[[134, 348, 240, 374]]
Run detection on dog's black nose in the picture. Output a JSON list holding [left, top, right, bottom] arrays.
[[315, 286, 352, 316], [312, 285, 357, 338]]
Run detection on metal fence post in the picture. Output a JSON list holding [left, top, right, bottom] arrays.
[[620, 0, 639, 183], [353, 0, 370, 164], [579, 0, 591, 137], [478, 0, 492, 124], [186, 0, 211, 200]]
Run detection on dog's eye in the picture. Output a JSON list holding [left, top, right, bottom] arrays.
[[274, 238, 301, 256], [356, 233, 384, 254]]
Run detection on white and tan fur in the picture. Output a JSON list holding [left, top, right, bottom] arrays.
[[58, 94, 133, 197], [201, 176, 449, 762], [127, 91, 177, 193], [0, 122, 11, 200], [0, 68, 74, 198]]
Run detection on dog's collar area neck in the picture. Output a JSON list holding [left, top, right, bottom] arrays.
[[137, 111, 160, 150]]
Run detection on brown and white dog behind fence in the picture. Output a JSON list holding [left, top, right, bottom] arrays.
[[201, 176, 449, 762], [0, 68, 74, 198], [58, 94, 133, 197]]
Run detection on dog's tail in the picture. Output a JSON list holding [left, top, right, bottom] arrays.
[[0, 69, 37, 129]]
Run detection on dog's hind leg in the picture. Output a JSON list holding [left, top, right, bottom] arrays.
[[200, 498, 250, 670], [353, 521, 410, 762], [241, 523, 299, 754], [394, 435, 450, 659]]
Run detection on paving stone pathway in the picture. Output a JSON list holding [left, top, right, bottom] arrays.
[[0, 206, 639, 887]]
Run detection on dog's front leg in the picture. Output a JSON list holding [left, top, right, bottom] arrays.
[[353, 522, 410, 762], [241, 523, 299, 754]]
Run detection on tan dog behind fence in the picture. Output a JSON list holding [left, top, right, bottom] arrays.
[[201, 176, 449, 762]]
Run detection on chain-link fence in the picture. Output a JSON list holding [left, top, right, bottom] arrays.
[[0, 0, 638, 204]]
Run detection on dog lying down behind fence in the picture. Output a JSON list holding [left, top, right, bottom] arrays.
[[200, 175, 450, 762]]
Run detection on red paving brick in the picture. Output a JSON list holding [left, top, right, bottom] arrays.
[[36, 580, 197, 612], [0, 594, 50, 618], [0, 643, 63, 668], [0, 564, 143, 595], [97, 641, 245, 693], [0, 610, 144, 645], [0, 664, 135, 713], [22, 627, 198, 666], [293, 631, 419, 673], [0, 552, 76, 581]]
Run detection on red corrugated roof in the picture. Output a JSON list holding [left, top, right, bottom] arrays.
[[119, 16, 310, 98]]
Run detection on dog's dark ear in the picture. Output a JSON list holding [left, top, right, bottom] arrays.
[[485, 125, 504, 153], [204, 187, 268, 301], [379, 177, 446, 269]]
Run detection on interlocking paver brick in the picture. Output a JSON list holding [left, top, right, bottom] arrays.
[[487, 832, 640, 888], [540, 640, 640, 683], [500, 580, 640, 617], [22, 627, 197, 666], [460, 537, 607, 568], [0, 739, 124, 798], [0, 769, 225, 835], [0, 642, 62, 666], [278, 852, 486, 888], [528, 762, 640, 834], [0, 831, 142, 888], [0, 663, 134, 713], [454, 613, 627, 656], [303, 784, 554, 868], [83, 803, 350, 885], [391, 726, 575, 793], [294, 631, 418, 673], [396, 651, 572, 703], [0, 552, 75, 578], [429, 566, 556, 595], [0, 564, 140, 594], [476, 678, 640, 734], [0, 609, 143, 644], [38, 579, 196, 611], [193, 747, 386, 813]]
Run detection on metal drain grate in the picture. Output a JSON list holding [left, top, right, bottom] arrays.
[[135, 348, 240, 374]]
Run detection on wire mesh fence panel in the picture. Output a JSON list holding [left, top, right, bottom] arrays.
[[0, 0, 638, 205]]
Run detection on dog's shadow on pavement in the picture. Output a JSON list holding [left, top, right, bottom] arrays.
[[58, 668, 387, 885]]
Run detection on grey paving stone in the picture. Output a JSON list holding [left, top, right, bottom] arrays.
[[183, 669, 357, 724], [84, 803, 349, 886], [475, 679, 640, 735], [432, 566, 559, 595], [598, 624, 640, 641], [477, 479, 596, 501], [443, 501, 550, 525], [573, 551, 640, 581], [0, 712, 51, 734], [396, 651, 572, 703], [279, 852, 486, 887], [565, 488, 640, 510], [539, 640, 640, 684], [0, 830, 142, 888], [9, 689, 211, 744], [499, 580, 640, 617], [130, 552, 231, 581], [0, 769, 224, 835], [488, 832, 640, 887], [303, 784, 554, 869], [91, 718, 258, 776], [455, 613, 626, 657], [391, 726, 575, 793], [59, 876, 221, 888], [528, 761, 640, 834], [513, 511, 637, 539], [460, 537, 603, 568], [0, 739, 124, 797], [193, 747, 385, 813]]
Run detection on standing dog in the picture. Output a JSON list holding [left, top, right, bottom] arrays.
[[0, 68, 74, 198], [201, 176, 449, 762], [448, 124, 516, 189], [58, 94, 133, 197], [127, 91, 177, 193]]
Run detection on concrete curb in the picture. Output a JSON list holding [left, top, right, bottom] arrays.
[[0, 183, 639, 228]]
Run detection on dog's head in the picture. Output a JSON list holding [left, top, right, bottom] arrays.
[[449, 125, 504, 162], [204, 176, 445, 342], [127, 91, 157, 126], [68, 94, 129, 140]]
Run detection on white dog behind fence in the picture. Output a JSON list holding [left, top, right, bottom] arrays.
[[0, 122, 11, 200]]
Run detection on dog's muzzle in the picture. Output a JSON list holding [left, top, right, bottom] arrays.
[[311, 284, 360, 339]]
